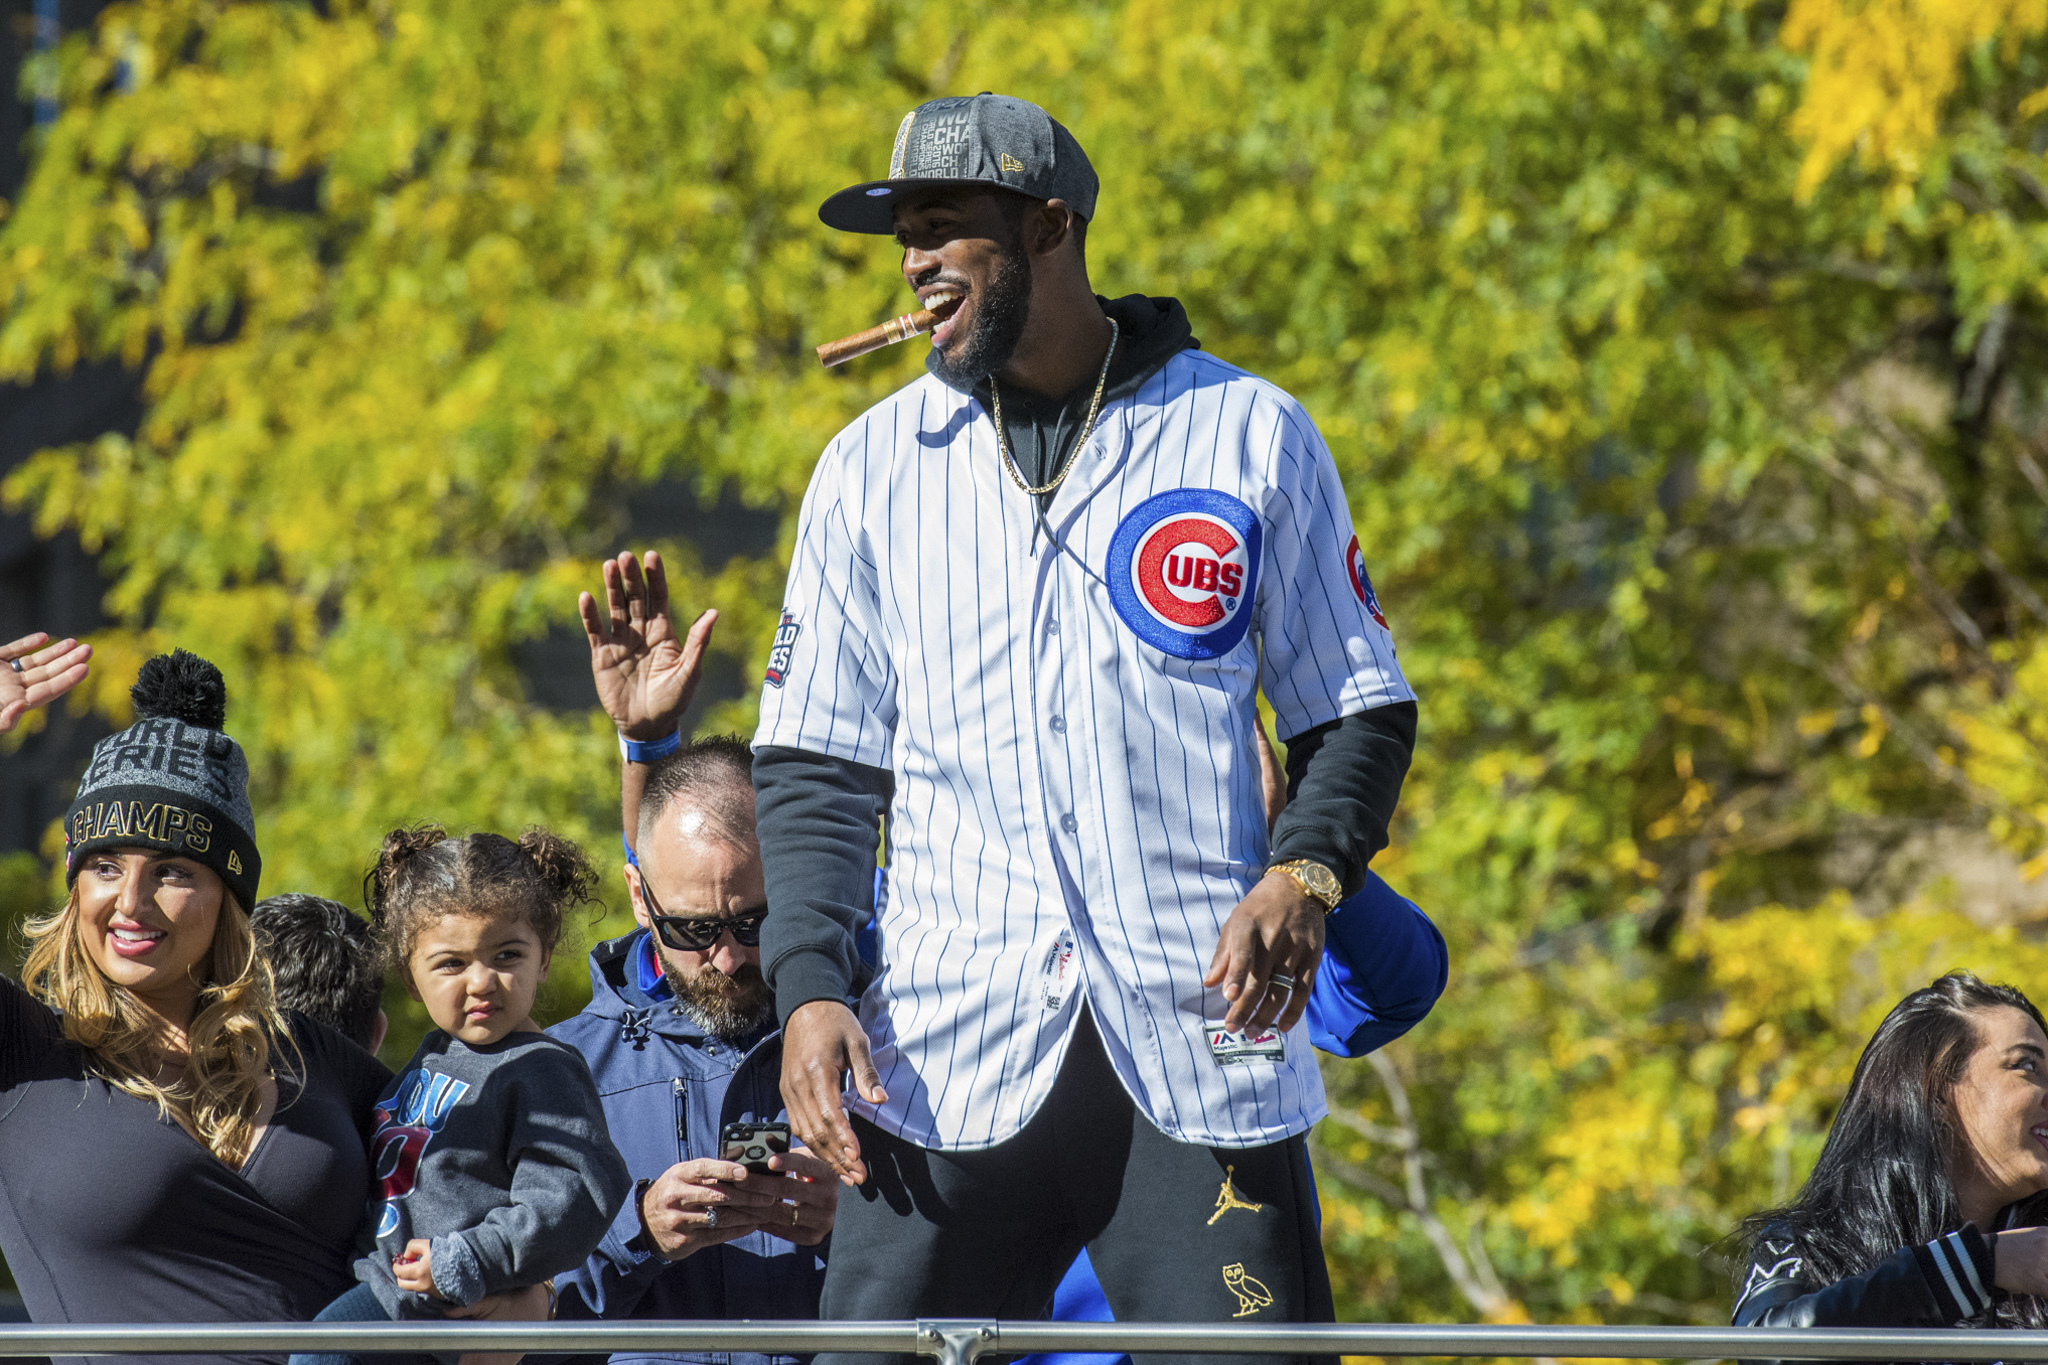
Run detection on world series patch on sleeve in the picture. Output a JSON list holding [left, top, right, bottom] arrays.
[[763, 611, 801, 688]]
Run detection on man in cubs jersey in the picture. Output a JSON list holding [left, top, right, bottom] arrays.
[[754, 94, 1416, 1359]]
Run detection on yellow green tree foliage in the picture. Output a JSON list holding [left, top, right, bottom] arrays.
[[1783, 0, 2048, 197], [10, 0, 2048, 1328]]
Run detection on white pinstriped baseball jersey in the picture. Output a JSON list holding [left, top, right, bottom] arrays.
[[754, 348, 1414, 1151]]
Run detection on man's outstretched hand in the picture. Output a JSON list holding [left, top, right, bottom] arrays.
[[580, 550, 717, 740], [0, 633, 91, 734], [780, 1000, 887, 1187]]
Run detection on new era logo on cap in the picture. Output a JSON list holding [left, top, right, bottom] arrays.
[[820, 93, 1099, 235]]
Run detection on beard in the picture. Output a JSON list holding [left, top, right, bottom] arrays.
[[664, 957, 776, 1045], [929, 244, 1033, 389]]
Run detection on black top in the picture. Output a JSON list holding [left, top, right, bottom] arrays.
[[0, 972, 391, 1365]]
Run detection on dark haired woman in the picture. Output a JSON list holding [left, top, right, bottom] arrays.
[[1735, 972, 2048, 1336]]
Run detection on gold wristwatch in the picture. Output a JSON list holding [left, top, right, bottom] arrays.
[[1269, 858, 1342, 911]]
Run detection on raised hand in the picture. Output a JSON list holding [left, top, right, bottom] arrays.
[[0, 633, 92, 734], [578, 551, 717, 740]]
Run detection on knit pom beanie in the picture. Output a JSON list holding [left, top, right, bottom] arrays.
[[62, 650, 260, 909]]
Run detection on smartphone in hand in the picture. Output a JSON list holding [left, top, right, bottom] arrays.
[[719, 1120, 791, 1175]]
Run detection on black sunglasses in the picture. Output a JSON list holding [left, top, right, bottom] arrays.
[[639, 876, 768, 952]]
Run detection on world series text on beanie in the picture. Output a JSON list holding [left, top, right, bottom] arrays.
[[63, 650, 261, 910]]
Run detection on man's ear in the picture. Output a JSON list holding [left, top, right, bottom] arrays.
[[626, 863, 653, 931], [1028, 198, 1076, 260]]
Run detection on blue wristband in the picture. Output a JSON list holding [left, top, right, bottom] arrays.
[[619, 730, 682, 764]]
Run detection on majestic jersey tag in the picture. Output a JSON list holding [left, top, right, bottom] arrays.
[[1204, 1020, 1286, 1066], [1106, 490, 1263, 660], [1040, 927, 1080, 1010]]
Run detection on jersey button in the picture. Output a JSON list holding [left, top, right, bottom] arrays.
[[1060, 814, 1078, 834], [1047, 618, 1059, 635], [1049, 715, 1066, 733]]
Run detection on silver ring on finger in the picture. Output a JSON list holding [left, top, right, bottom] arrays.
[[7, 658, 21, 674], [791, 1203, 800, 1227], [703, 1207, 719, 1230], [1269, 972, 1298, 992]]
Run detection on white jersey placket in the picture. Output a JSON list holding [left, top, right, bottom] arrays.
[[1016, 398, 1182, 1124]]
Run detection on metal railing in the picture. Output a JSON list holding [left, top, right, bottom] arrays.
[[0, 1321, 2038, 1363]]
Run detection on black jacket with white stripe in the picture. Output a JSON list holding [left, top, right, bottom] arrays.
[[1735, 1222, 1996, 1328], [1733, 1218, 2006, 1364]]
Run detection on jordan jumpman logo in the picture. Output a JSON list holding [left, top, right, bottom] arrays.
[[1208, 1165, 1264, 1225]]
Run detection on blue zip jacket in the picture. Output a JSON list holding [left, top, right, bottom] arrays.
[[1025, 870, 1446, 1365], [547, 931, 827, 1365]]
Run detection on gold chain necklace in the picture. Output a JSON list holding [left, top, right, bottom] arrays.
[[991, 317, 1119, 498]]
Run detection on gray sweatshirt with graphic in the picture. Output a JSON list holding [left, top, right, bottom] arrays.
[[354, 1029, 633, 1316]]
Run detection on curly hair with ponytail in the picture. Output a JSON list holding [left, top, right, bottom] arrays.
[[366, 824, 599, 974]]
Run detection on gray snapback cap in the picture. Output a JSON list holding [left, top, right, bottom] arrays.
[[819, 93, 1099, 235]]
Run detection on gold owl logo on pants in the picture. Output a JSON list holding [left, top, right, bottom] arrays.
[[1221, 1263, 1272, 1318]]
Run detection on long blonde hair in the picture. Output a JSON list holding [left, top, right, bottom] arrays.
[[22, 882, 292, 1167]]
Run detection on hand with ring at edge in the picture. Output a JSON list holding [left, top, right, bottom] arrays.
[[579, 550, 718, 742], [1205, 871, 1325, 1036], [756, 1144, 839, 1247], [0, 633, 92, 735], [637, 1156, 781, 1261]]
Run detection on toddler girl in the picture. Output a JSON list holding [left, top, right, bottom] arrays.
[[292, 825, 633, 1365]]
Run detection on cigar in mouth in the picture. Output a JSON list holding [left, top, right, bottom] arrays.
[[816, 296, 963, 367]]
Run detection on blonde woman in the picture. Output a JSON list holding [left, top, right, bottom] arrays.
[[0, 652, 542, 1364]]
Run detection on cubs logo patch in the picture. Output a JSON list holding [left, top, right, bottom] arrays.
[[764, 611, 801, 688], [1345, 534, 1389, 630], [1106, 490, 1262, 660]]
